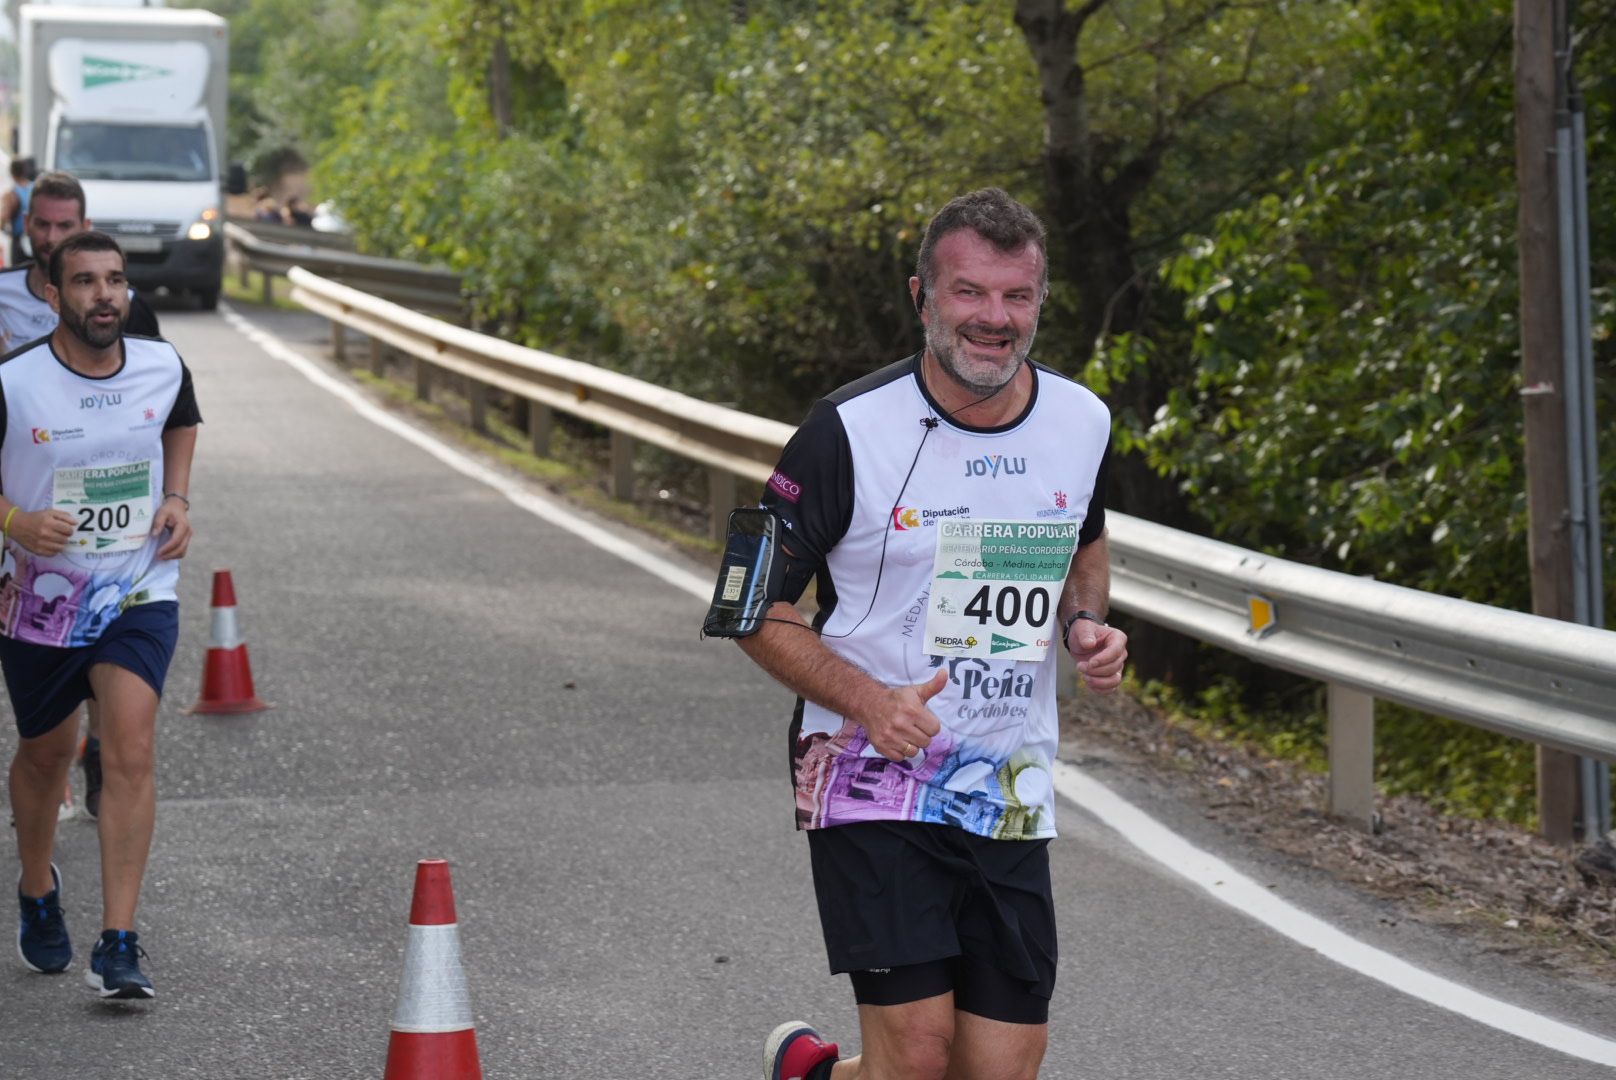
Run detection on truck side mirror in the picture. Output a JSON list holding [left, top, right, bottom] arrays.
[[225, 162, 248, 196]]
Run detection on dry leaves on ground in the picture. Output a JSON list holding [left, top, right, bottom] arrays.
[[1060, 688, 1616, 981]]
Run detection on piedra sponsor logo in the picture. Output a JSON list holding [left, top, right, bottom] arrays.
[[931, 634, 979, 651]]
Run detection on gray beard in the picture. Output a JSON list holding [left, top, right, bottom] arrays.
[[925, 318, 1037, 396]]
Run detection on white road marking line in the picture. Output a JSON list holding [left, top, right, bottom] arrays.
[[225, 304, 1616, 1069], [1052, 761, 1616, 1067]]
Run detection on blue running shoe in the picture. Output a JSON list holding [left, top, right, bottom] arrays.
[[86, 930, 154, 1000], [17, 863, 72, 973]]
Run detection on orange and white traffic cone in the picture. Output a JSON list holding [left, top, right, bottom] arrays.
[[186, 570, 269, 714], [383, 860, 483, 1080]]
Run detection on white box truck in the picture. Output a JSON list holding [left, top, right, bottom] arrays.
[[19, 5, 231, 307]]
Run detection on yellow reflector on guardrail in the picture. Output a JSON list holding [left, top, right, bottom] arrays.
[[1247, 594, 1276, 637]]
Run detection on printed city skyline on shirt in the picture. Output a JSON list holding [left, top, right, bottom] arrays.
[[792, 654, 1056, 840]]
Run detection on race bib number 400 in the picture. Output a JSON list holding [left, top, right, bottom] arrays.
[[53, 461, 153, 556], [923, 519, 1078, 662]]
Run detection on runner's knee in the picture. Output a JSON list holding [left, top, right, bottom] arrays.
[[99, 723, 155, 780], [867, 1037, 951, 1080], [864, 1013, 953, 1080]]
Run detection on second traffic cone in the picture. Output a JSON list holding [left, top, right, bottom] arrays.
[[186, 570, 269, 714], [383, 860, 482, 1080]]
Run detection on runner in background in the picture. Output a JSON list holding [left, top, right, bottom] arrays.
[[1, 157, 37, 268]]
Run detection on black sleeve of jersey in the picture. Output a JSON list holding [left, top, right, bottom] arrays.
[[758, 399, 854, 604], [127, 293, 161, 338], [165, 361, 202, 430], [1078, 434, 1112, 546]]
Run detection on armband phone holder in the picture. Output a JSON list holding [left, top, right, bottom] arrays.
[[702, 507, 785, 638]]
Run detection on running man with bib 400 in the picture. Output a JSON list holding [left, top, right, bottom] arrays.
[[713, 189, 1127, 1080], [3, 230, 200, 999]]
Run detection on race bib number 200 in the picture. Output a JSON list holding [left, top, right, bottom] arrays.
[[53, 461, 153, 556], [923, 519, 1078, 662]]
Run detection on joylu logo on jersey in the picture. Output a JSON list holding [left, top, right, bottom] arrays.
[[963, 454, 1027, 479], [80, 393, 122, 410]]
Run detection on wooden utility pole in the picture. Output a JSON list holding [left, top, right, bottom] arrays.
[[1514, 0, 1579, 843]]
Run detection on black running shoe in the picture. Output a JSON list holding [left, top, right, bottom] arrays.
[[17, 864, 71, 973], [86, 930, 154, 999], [81, 736, 103, 821]]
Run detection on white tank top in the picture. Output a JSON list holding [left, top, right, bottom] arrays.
[[0, 336, 191, 646]]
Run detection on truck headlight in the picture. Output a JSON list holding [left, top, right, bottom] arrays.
[[187, 207, 220, 242]]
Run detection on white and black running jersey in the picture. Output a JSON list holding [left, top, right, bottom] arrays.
[[761, 353, 1111, 840], [0, 335, 200, 646], [0, 264, 160, 354]]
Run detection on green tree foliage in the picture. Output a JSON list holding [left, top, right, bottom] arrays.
[[278, 1, 1350, 419], [1153, 0, 1615, 613], [1142, 0, 1615, 823], [222, 0, 1612, 821], [175, 0, 391, 175]]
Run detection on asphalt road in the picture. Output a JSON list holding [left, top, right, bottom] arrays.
[[2, 304, 1613, 1079]]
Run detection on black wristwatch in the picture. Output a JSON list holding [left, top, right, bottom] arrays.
[[1061, 609, 1107, 646]]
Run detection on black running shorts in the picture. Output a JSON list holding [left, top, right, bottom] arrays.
[[0, 601, 180, 740], [807, 820, 1057, 1024]]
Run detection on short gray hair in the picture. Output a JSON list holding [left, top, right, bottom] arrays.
[[915, 188, 1048, 295]]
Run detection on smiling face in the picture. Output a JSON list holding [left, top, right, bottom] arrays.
[[50, 248, 129, 350], [919, 228, 1045, 397]]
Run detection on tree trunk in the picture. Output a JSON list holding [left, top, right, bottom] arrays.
[[1514, 0, 1580, 842], [1016, 0, 1204, 687]]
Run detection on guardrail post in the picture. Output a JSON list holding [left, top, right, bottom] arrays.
[[467, 379, 487, 434], [415, 358, 432, 402], [238, 256, 249, 289], [529, 402, 553, 457], [1328, 683, 1376, 832], [708, 468, 737, 543], [331, 321, 347, 363], [262, 271, 274, 306], [610, 432, 635, 500], [369, 338, 386, 377]]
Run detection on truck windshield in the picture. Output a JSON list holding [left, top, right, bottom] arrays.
[[55, 122, 212, 183]]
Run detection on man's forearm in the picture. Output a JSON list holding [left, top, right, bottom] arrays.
[[161, 425, 198, 495], [737, 601, 884, 719], [1060, 531, 1111, 622]]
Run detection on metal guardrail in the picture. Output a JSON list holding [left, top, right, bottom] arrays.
[[224, 222, 463, 320], [283, 267, 1616, 830], [287, 266, 794, 531], [224, 215, 355, 251]]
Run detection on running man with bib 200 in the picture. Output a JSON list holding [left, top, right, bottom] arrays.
[[3, 230, 200, 999]]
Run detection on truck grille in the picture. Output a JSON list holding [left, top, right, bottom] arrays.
[[96, 221, 183, 239]]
